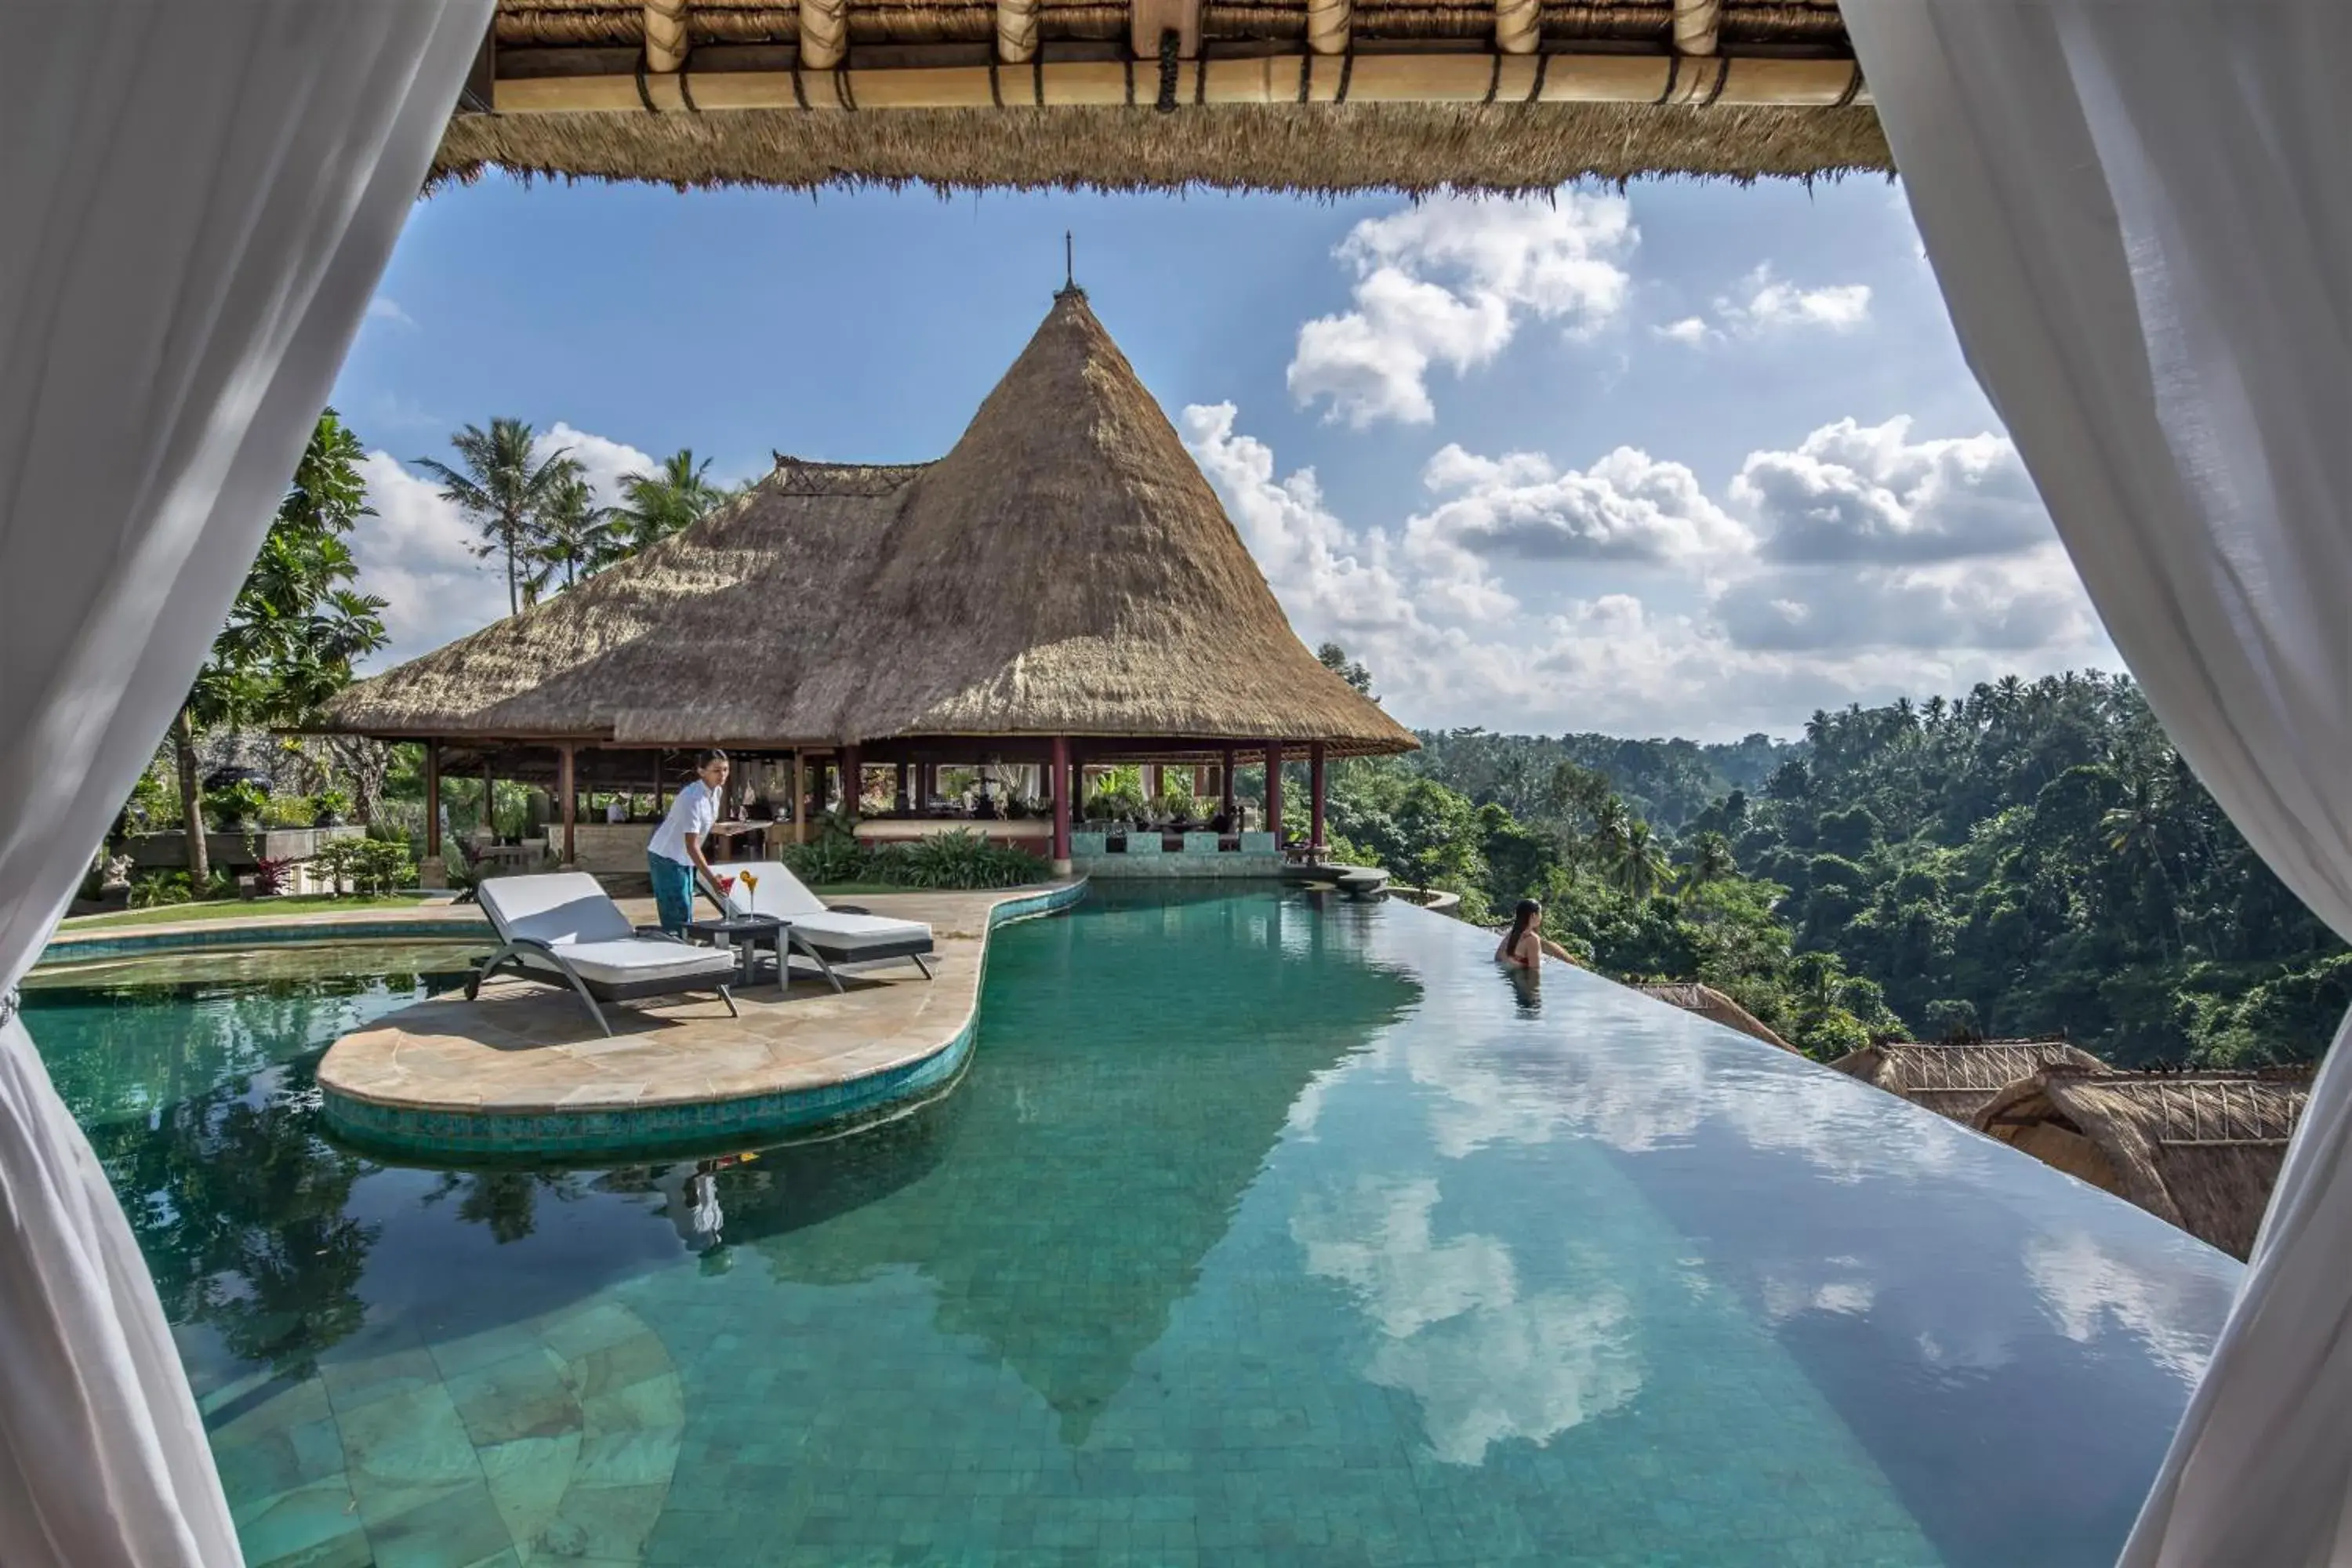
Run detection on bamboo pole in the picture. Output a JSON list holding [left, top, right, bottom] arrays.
[[800, 0, 848, 72], [1495, 0, 1538, 56], [1306, 0, 1348, 56], [644, 0, 691, 71], [491, 52, 1870, 112], [996, 0, 1038, 64], [1672, 0, 1720, 56]]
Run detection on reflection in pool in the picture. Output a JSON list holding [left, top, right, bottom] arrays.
[[20, 888, 2238, 1566]]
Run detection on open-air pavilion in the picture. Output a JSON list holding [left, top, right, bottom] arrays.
[[314, 285, 1415, 878]]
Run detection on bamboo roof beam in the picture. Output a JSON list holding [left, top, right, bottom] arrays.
[[1495, 0, 1537, 56], [643, 0, 690, 71], [996, 0, 1037, 64], [1672, 0, 1720, 56], [802, 0, 848, 71], [488, 52, 1871, 112], [1306, 0, 1348, 56]]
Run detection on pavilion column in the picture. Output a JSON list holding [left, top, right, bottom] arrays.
[[484, 760, 497, 840], [1265, 740, 1285, 844], [558, 743, 576, 864], [895, 762, 910, 814], [791, 752, 808, 844], [1051, 736, 1073, 873], [1310, 742, 1327, 861], [1220, 744, 1236, 824], [423, 739, 441, 860], [841, 743, 862, 822], [1143, 762, 1160, 800]]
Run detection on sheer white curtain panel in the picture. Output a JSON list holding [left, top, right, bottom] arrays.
[[1841, 3, 2352, 1565], [0, 5, 488, 1563]]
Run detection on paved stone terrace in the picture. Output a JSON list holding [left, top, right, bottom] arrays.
[[316, 881, 1084, 1157]]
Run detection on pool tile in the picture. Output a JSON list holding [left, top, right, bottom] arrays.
[[361, 1477, 512, 1568], [233, 1475, 368, 1568], [446, 1348, 577, 1447], [532, 1480, 671, 1562], [477, 1432, 581, 1548]]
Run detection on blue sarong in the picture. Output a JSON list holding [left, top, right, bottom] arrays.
[[648, 852, 696, 935]]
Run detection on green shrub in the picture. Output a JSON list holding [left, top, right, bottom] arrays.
[[205, 779, 272, 830], [129, 871, 193, 908], [350, 838, 416, 895], [782, 833, 869, 887], [312, 787, 353, 824], [266, 795, 317, 828], [890, 830, 1044, 890]]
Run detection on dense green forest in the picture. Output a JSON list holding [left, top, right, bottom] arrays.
[[1319, 654, 2346, 1068]]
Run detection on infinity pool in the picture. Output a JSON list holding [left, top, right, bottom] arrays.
[[24, 888, 2238, 1566]]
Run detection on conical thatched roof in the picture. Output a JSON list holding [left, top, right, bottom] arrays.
[[438, 1, 1883, 195], [322, 289, 1415, 756], [1975, 1066, 2314, 1261], [1828, 1038, 2111, 1125]]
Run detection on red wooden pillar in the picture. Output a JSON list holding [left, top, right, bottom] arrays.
[[423, 739, 441, 859], [1309, 742, 1327, 860], [841, 743, 862, 822], [558, 743, 577, 864], [1265, 739, 1285, 843], [1051, 736, 1073, 869]]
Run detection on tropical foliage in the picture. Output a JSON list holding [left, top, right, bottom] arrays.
[[1323, 648, 2343, 1069], [167, 411, 387, 884]]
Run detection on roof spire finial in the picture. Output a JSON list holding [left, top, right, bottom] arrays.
[[1058, 230, 1085, 301]]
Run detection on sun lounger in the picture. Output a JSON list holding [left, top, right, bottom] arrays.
[[468, 872, 739, 1036], [711, 861, 935, 992]]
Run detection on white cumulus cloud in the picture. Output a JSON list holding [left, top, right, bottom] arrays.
[[1654, 265, 1874, 346], [364, 296, 416, 330], [1288, 194, 1636, 427], [1182, 402, 2115, 739]]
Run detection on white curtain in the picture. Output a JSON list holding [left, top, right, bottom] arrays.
[[1842, 3, 2352, 1564], [0, 5, 488, 1563]]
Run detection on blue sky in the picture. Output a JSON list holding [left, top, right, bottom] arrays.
[[339, 175, 2113, 742]]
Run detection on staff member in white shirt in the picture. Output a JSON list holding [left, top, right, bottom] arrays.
[[647, 750, 728, 935]]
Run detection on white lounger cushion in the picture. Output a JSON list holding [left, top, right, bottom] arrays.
[[789, 913, 933, 952], [717, 862, 831, 919], [720, 862, 931, 949], [532, 939, 737, 989], [481, 873, 636, 946]]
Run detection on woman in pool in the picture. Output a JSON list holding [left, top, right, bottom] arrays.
[[1497, 898, 1544, 970], [648, 748, 729, 937]]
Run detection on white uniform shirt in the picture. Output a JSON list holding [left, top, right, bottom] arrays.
[[648, 779, 718, 866]]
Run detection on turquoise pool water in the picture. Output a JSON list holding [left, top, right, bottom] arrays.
[[22, 889, 2238, 1567]]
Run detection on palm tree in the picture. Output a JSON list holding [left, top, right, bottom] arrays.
[[414, 419, 575, 616], [613, 448, 726, 553], [1681, 831, 1737, 899], [524, 463, 627, 597], [1605, 817, 1672, 902]]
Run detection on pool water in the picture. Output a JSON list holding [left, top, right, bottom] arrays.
[[21, 889, 2238, 1567]]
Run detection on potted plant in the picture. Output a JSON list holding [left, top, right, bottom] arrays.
[[205, 779, 271, 833], [313, 787, 352, 827]]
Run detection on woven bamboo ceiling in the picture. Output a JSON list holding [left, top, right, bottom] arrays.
[[438, 0, 1886, 192]]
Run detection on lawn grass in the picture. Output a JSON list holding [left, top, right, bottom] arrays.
[[60, 893, 435, 931]]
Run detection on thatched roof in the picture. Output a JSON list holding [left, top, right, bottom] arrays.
[[1976, 1066, 2314, 1261], [1635, 982, 1795, 1054], [436, 1, 1886, 194], [323, 289, 1416, 756], [1828, 1038, 2112, 1125]]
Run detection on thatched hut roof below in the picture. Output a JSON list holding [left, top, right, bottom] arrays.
[[437, 0, 1885, 194], [321, 289, 1414, 758], [1975, 1067, 2314, 1261], [1828, 1038, 2111, 1125], [1635, 983, 1795, 1055]]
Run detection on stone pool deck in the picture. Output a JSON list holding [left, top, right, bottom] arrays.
[[316, 880, 1084, 1159]]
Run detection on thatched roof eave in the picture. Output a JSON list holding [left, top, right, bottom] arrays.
[[437, 0, 1883, 194]]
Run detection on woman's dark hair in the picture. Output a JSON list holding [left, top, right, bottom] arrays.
[[695, 748, 729, 769], [1506, 898, 1542, 949]]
